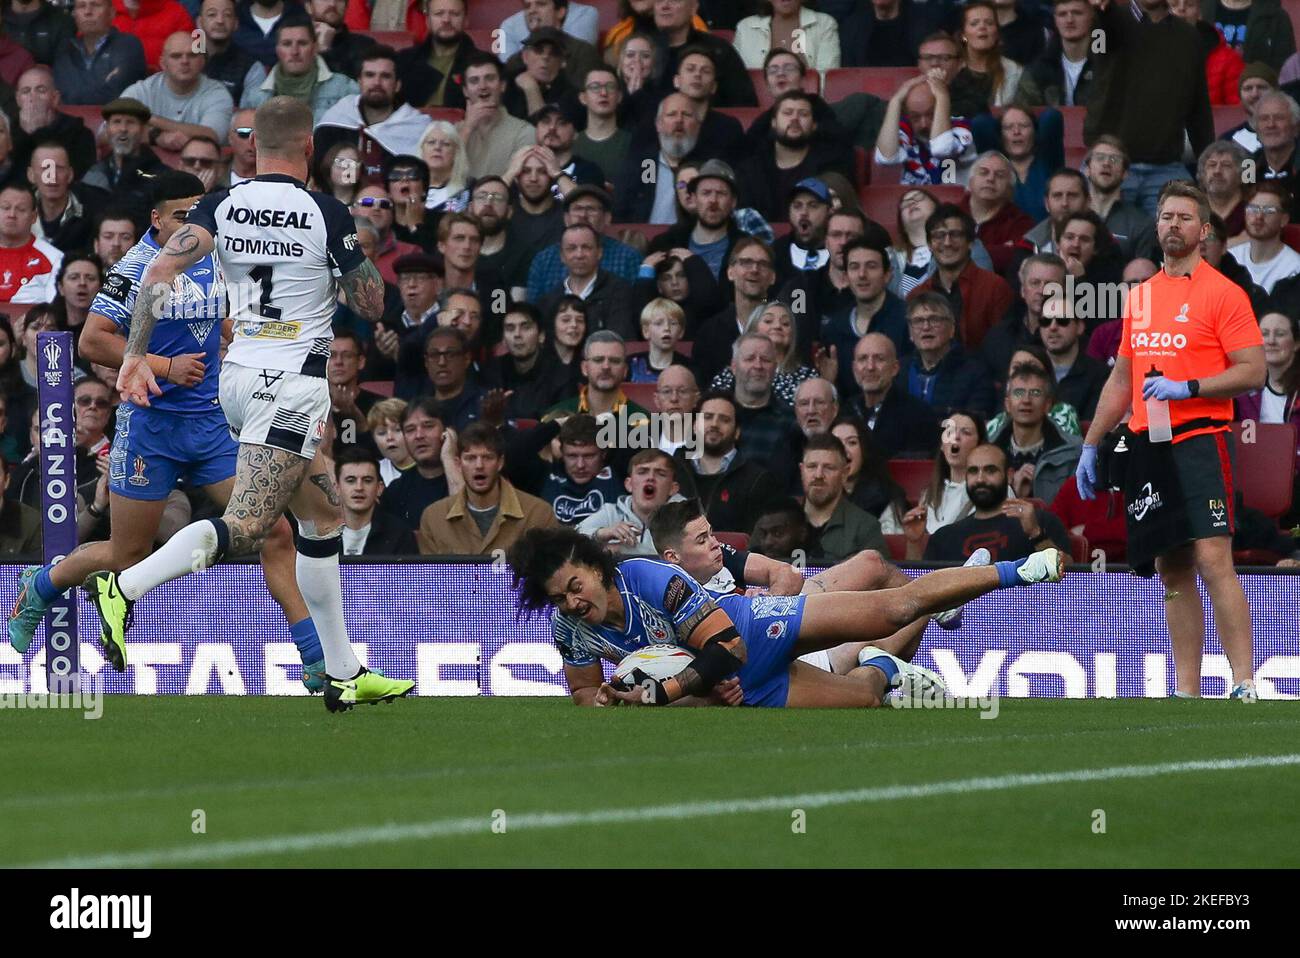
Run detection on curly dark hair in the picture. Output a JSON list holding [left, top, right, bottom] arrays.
[[509, 527, 619, 616]]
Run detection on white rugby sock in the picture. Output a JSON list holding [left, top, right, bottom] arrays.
[[295, 544, 361, 679], [118, 519, 225, 601]]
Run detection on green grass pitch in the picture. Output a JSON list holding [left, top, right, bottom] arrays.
[[5, 697, 1299, 868]]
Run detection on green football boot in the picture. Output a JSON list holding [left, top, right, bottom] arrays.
[[82, 570, 133, 672], [324, 667, 415, 713]]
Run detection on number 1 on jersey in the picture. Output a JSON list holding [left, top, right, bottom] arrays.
[[249, 265, 283, 321]]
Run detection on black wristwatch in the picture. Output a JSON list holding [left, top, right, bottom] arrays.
[[1187, 379, 1201, 398]]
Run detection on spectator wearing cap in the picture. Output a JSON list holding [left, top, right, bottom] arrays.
[[772, 177, 831, 284], [646, 159, 746, 282], [734, 1, 841, 72], [961, 151, 1034, 277], [530, 101, 604, 202], [241, 15, 359, 124], [645, 0, 756, 108], [499, 0, 598, 63], [457, 53, 537, 179], [3, 1, 75, 69], [1225, 62, 1276, 154], [233, 0, 305, 70], [314, 45, 436, 183], [909, 203, 1012, 351], [377, 250, 441, 383], [352, 182, 419, 284], [11, 66, 96, 179], [525, 184, 640, 301], [0, 183, 61, 303], [386, 154, 437, 250], [121, 31, 235, 150], [536, 223, 637, 339], [501, 1, 598, 87], [52, 0, 146, 105], [503, 27, 580, 124], [198, 0, 257, 106], [739, 91, 851, 223], [79, 98, 167, 218], [575, 65, 630, 187], [26, 140, 98, 253], [613, 92, 706, 224], [394, 0, 482, 109]]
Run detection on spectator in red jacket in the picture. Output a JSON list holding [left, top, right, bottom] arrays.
[[112, 0, 193, 71], [962, 150, 1034, 277], [1170, 0, 1245, 105], [344, 0, 425, 44]]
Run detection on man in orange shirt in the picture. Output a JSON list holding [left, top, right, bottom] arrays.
[[1078, 180, 1266, 701]]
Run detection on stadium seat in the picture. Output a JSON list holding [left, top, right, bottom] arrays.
[[1064, 145, 1086, 169], [883, 533, 907, 562], [625, 340, 649, 356], [610, 223, 670, 244], [591, 0, 620, 30], [715, 106, 764, 132], [59, 105, 103, 129], [1232, 421, 1298, 518], [1287, 0, 1300, 48], [1059, 106, 1085, 148], [860, 185, 965, 241], [886, 458, 934, 506], [513, 418, 539, 430], [1213, 104, 1247, 137], [1233, 548, 1286, 566], [0, 302, 30, 321], [491, 342, 508, 357], [360, 380, 395, 397], [1283, 224, 1300, 253], [677, 340, 693, 357], [852, 145, 868, 188], [466, 0, 517, 28], [365, 30, 417, 50], [749, 67, 820, 109], [621, 381, 659, 411], [821, 67, 916, 103], [771, 221, 792, 239], [713, 29, 735, 44], [713, 531, 749, 550], [1068, 532, 1089, 564], [420, 107, 465, 124]]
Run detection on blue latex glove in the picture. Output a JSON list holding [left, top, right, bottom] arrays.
[[1142, 376, 1192, 401], [1076, 443, 1099, 500]]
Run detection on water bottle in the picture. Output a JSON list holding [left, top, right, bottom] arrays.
[[1145, 364, 1172, 443]]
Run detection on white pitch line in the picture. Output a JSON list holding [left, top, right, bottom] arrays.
[[18, 753, 1300, 869]]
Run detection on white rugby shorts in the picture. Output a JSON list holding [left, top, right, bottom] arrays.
[[219, 361, 330, 460]]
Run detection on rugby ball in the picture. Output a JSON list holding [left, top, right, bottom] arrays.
[[611, 645, 695, 689]]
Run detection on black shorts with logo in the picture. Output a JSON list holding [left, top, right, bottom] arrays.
[[1114, 423, 1235, 576]]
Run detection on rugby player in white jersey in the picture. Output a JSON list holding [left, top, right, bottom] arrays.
[[83, 97, 413, 712]]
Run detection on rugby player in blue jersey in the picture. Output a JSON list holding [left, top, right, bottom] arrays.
[[510, 526, 1063, 708], [8, 171, 328, 690]]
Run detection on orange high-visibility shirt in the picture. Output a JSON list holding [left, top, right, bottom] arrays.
[[1119, 259, 1262, 443]]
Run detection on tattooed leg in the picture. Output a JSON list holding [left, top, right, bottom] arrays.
[[223, 443, 310, 555], [288, 449, 344, 538]]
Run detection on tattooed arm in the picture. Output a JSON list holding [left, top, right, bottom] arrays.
[[117, 224, 215, 406], [338, 258, 386, 323]]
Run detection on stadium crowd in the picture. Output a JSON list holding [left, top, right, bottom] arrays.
[[2, 0, 1299, 569]]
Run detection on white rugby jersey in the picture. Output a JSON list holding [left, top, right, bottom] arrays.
[[186, 174, 364, 377]]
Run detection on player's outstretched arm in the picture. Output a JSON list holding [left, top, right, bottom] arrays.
[[743, 552, 804, 596], [565, 662, 607, 706], [338, 258, 386, 323]]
